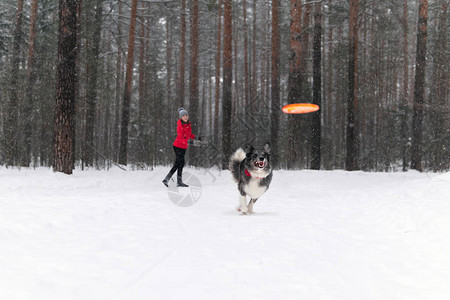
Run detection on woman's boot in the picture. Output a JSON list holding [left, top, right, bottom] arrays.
[[162, 171, 174, 187], [177, 175, 189, 187]]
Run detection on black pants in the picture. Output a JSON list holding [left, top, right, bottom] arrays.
[[167, 146, 186, 180]]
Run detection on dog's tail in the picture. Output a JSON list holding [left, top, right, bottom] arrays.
[[229, 148, 245, 183]]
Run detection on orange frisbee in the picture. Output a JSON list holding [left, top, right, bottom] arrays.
[[282, 103, 320, 114]]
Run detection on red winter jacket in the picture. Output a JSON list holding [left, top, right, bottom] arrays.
[[173, 119, 196, 149]]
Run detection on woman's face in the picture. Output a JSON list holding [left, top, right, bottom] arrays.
[[182, 114, 189, 122]]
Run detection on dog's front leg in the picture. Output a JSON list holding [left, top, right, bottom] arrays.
[[247, 198, 257, 214], [237, 194, 248, 214]]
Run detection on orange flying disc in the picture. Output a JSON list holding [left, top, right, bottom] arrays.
[[282, 103, 320, 114]]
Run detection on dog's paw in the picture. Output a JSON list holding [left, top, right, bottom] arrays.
[[236, 205, 248, 214]]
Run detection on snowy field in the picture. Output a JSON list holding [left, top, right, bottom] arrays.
[[1, 166, 449, 300]]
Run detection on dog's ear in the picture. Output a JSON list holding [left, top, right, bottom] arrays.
[[263, 142, 271, 154], [244, 145, 254, 154]]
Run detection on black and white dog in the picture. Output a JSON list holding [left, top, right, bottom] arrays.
[[229, 142, 273, 214]]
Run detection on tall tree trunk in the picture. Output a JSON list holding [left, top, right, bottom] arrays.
[[104, 31, 113, 168], [250, 0, 257, 115], [325, 0, 334, 169], [243, 0, 249, 112], [311, 2, 322, 170], [179, 0, 186, 107], [300, 4, 311, 168], [346, 0, 359, 171], [232, 17, 239, 116], [429, 1, 448, 171], [84, 0, 103, 167], [165, 7, 172, 165], [222, 0, 232, 169], [166, 14, 172, 110], [287, 0, 302, 169], [5, 0, 24, 166], [54, 0, 79, 174], [113, 0, 123, 163], [271, 0, 280, 166], [22, 0, 39, 167], [74, 0, 83, 169], [138, 0, 147, 164], [118, 0, 138, 166], [214, 0, 223, 144], [189, 0, 199, 164], [401, 0, 410, 171], [190, 0, 199, 134], [411, 0, 428, 171]]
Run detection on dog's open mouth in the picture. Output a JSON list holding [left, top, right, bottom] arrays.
[[254, 161, 265, 168]]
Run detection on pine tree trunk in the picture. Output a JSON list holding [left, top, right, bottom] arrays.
[[401, 0, 410, 172], [411, 0, 428, 171], [54, 0, 79, 174], [84, 0, 103, 167], [22, 0, 39, 167], [189, 0, 199, 164], [214, 0, 222, 144], [232, 18, 239, 117], [138, 1, 147, 164], [179, 0, 186, 107], [270, 0, 280, 166], [287, 0, 302, 169], [300, 5, 311, 168], [118, 0, 138, 166], [251, 0, 257, 115], [5, 0, 24, 166], [311, 2, 322, 170], [222, 0, 232, 169], [189, 0, 199, 142], [113, 0, 123, 163], [166, 14, 172, 112], [429, 2, 448, 171], [243, 0, 249, 113], [325, 0, 334, 169], [346, 0, 359, 171]]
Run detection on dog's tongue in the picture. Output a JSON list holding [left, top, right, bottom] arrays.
[[255, 161, 265, 168]]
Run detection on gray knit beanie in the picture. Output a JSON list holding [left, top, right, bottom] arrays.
[[178, 107, 188, 118]]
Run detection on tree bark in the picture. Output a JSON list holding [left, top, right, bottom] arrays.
[[23, 0, 39, 167], [311, 2, 322, 170], [222, 0, 232, 169], [54, 0, 79, 174], [346, 0, 359, 171], [429, 1, 448, 171], [189, 0, 199, 134], [189, 0, 199, 164], [113, 0, 123, 163], [243, 0, 249, 111], [400, 0, 410, 171], [250, 0, 257, 114], [271, 0, 280, 166], [178, 0, 186, 107], [5, 0, 24, 166], [411, 0, 428, 171], [287, 0, 302, 169], [137, 0, 148, 164], [214, 0, 223, 144], [84, 0, 103, 167], [118, 0, 138, 166]]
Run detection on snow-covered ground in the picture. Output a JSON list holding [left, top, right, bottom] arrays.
[[1, 166, 449, 300]]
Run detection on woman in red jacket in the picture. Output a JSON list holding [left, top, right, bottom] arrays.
[[162, 108, 196, 187]]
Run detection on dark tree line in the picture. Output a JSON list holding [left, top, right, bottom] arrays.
[[0, 0, 448, 173]]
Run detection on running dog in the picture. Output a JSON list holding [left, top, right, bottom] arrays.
[[229, 142, 273, 214]]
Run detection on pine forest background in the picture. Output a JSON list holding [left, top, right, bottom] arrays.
[[0, 0, 449, 173]]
